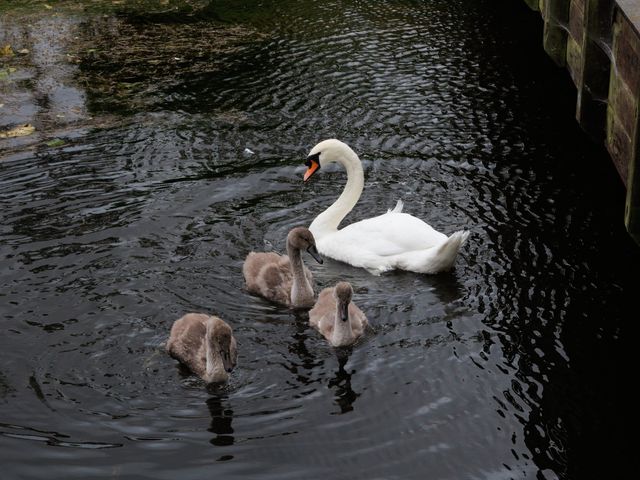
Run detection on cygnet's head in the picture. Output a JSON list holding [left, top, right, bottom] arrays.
[[303, 139, 355, 182], [206, 317, 236, 373], [287, 227, 323, 264], [333, 281, 353, 322]]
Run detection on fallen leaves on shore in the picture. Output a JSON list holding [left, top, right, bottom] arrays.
[[46, 138, 66, 147], [0, 67, 17, 80], [1, 44, 14, 57], [0, 124, 36, 138]]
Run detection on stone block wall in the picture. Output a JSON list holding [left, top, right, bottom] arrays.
[[525, 0, 640, 242]]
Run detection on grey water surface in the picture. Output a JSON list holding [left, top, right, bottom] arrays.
[[0, 1, 636, 479]]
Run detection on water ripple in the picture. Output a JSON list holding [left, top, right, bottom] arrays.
[[0, 1, 635, 479]]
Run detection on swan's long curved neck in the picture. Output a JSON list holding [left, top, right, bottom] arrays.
[[331, 303, 355, 347], [309, 150, 364, 236], [287, 243, 313, 306]]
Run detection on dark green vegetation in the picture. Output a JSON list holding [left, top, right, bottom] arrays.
[[1, 0, 263, 148], [0, 0, 209, 15]]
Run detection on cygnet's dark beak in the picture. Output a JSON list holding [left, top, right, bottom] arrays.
[[307, 245, 323, 264], [339, 302, 349, 322], [221, 351, 234, 373]]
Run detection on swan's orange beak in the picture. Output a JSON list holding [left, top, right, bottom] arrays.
[[303, 159, 320, 182]]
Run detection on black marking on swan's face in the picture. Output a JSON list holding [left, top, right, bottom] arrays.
[[304, 151, 321, 167], [303, 152, 321, 182]]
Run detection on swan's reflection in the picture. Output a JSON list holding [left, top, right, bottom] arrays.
[[285, 312, 323, 385], [206, 395, 234, 447], [428, 270, 464, 305], [0, 371, 13, 400], [290, 312, 316, 367], [329, 349, 360, 414]]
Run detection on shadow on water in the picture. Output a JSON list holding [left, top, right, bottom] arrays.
[[288, 312, 318, 364], [0, 372, 14, 401], [471, 2, 637, 478], [206, 395, 235, 448], [280, 310, 364, 415], [329, 350, 360, 415]]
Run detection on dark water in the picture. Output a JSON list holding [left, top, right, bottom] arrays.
[[1, 0, 637, 478]]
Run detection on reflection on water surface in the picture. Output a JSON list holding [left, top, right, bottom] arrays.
[[0, 1, 636, 479]]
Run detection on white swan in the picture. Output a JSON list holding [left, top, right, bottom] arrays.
[[303, 139, 469, 275]]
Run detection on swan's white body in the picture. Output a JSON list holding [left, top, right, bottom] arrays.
[[305, 139, 469, 275]]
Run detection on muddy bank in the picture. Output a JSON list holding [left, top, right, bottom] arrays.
[[1, 1, 260, 154]]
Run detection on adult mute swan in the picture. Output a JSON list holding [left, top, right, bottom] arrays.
[[243, 227, 323, 308], [166, 314, 238, 384], [309, 281, 368, 347], [303, 139, 469, 275]]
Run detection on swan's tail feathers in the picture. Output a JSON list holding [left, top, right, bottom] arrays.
[[436, 230, 470, 255], [456, 230, 470, 247], [393, 230, 470, 274], [387, 199, 404, 213], [430, 230, 470, 272]]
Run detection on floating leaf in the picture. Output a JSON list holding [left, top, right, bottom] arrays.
[[0, 124, 36, 139], [0, 67, 16, 80], [46, 138, 66, 147]]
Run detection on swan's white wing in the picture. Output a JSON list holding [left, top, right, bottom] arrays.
[[334, 211, 447, 257]]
